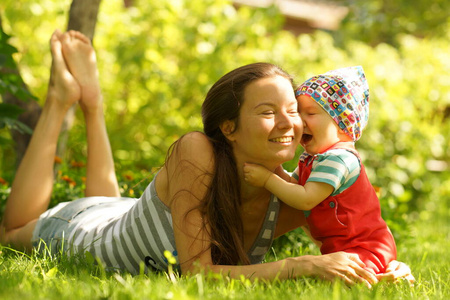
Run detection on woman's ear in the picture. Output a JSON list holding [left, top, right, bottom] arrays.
[[220, 120, 236, 141]]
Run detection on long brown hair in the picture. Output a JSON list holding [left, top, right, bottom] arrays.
[[200, 62, 294, 265]]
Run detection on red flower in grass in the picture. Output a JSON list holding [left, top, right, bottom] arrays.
[[123, 174, 134, 181], [61, 175, 76, 187], [71, 161, 86, 168]]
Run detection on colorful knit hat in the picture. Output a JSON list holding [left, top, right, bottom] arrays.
[[295, 66, 369, 141]]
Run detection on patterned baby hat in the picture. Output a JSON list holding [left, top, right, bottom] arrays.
[[295, 66, 369, 141]]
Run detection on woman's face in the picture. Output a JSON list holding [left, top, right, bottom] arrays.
[[227, 76, 303, 170]]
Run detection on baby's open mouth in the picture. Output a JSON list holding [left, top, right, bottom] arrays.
[[301, 134, 313, 144]]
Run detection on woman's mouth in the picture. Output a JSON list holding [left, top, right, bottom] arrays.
[[301, 134, 313, 145], [270, 136, 293, 144]]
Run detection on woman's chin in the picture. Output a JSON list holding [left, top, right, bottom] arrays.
[[274, 150, 297, 164]]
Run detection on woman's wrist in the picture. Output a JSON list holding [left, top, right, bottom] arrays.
[[283, 255, 313, 279]]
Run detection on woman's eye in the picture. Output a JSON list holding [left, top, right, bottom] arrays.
[[261, 111, 275, 115]]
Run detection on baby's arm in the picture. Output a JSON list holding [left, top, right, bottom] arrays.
[[274, 165, 295, 182], [243, 163, 333, 210]]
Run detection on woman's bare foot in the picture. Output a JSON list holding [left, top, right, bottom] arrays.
[[47, 29, 81, 110], [60, 30, 102, 113]]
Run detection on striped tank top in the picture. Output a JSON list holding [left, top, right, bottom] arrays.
[[41, 176, 280, 274]]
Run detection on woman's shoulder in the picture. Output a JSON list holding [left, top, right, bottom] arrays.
[[178, 132, 214, 156], [181, 131, 212, 146], [168, 131, 215, 170], [158, 132, 215, 205]]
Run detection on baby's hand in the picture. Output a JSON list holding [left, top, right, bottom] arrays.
[[376, 260, 415, 285], [243, 163, 272, 187]]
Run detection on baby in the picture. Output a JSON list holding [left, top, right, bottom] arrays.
[[244, 66, 396, 274]]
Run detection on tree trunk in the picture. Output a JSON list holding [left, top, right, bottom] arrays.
[[124, 0, 134, 8], [67, 0, 102, 40]]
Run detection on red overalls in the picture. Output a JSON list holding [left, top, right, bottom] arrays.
[[298, 142, 397, 273]]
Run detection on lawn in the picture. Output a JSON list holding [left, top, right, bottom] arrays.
[[0, 211, 448, 300]]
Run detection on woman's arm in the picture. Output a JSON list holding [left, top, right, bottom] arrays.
[[163, 132, 216, 273], [207, 252, 377, 287]]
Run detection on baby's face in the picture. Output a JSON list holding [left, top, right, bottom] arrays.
[[297, 95, 348, 154]]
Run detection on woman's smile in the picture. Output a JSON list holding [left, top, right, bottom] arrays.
[[269, 136, 295, 144]]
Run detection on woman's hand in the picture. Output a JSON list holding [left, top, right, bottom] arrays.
[[376, 260, 415, 285], [293, 252, 378, 288]]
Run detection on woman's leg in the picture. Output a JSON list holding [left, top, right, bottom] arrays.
[[60, 31, 120, 197], [0, 30, 81, 249]]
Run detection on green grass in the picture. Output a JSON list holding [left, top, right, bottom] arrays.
[[1, 213, 448, 300]]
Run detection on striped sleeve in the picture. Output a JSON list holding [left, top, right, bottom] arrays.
[[307, 149, 361, 195]]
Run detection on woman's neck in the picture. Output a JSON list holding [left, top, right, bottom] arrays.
[[232, 149, 277, 204], [237, 163, 272, 205]]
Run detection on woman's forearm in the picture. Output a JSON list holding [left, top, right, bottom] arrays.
[[192, 252, 377, 288], [195, 256, 312, 281]]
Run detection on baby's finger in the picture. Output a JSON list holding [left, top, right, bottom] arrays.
[[405, 274, 416, 285], [385, 260, 400, 273]]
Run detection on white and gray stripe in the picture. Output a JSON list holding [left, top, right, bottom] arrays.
[[36, 175, 280, 274]]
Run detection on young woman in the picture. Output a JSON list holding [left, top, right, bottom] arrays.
[[0, 30, 414, 287]]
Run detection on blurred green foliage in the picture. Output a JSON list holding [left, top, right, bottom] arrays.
[[0, 25, 35, 144], [0, 0, 449, 243], [335, 0, 450, 46]]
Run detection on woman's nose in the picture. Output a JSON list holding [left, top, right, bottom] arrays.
[[277, 112, 292, 129], [277, 111, 301, 130]]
